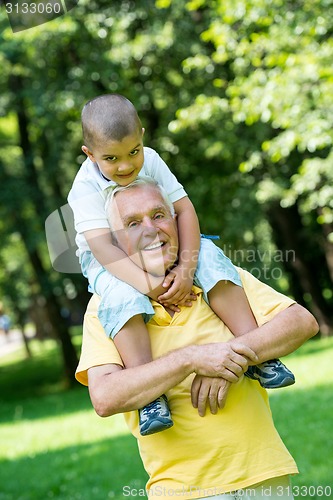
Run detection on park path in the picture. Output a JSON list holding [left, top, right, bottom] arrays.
[[0, 329, 25, 359]]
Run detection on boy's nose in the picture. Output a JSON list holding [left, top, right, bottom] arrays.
[[118, 161, 131, 171]]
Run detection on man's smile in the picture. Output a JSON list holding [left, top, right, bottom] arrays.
[[143, 240, 166, 251]]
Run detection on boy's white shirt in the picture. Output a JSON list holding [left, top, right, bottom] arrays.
[[68, 147, 187, 255]]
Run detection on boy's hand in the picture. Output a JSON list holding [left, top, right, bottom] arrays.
[[157, 264, 196, 308]]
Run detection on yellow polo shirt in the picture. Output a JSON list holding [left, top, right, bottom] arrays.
[[76, 269, 298, 497]]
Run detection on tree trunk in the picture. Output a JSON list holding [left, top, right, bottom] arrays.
[[12, 306, 33, 359], [267, 202, 333, 336], [11, 74, 79, 383], [24, 239, 79, 385], [319, 214, 333, 283]]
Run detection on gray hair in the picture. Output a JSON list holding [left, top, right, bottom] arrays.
[[105, 177, 175, 230]]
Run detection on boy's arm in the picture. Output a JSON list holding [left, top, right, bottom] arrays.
[[84, 228, 165, 299], [175, 196, 201, 272], [159, 196, 201, 304]]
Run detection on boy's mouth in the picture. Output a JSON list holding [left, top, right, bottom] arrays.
[[117, 170, 135, 179]]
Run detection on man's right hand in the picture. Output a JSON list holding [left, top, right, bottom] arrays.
[[190, 342, 258, 383]]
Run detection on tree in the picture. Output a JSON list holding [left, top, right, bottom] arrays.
[[165, 0, 333, 334]]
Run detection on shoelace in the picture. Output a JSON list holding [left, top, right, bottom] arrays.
[[141, 400, 163, 417]]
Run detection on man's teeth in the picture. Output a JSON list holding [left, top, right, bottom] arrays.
[[145, 242, 164, 250]]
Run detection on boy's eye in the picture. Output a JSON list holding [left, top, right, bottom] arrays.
[[129, 149, 139, 156], [106, 156, 117, 162]]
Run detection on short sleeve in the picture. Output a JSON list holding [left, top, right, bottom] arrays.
[[142, 148, 187, 203], [239, 268, 296, 327], [68, 183, 110, 234]]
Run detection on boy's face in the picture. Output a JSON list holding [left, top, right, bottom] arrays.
[[82, 129, 144, 186]]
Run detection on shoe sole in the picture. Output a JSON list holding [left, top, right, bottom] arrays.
[[140, 420, 174, 436], [263, 376, 295, 389]]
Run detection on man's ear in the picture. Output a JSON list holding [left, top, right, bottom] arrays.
[[82, 145, 96, 162]]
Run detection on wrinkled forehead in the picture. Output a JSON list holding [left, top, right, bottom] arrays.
[[110, 184, 170, 229]]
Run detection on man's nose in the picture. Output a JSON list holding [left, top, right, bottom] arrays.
[[142, 217, 158, 232]]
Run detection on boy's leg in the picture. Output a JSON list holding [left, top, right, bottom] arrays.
[[195, 239, 294, 389], [113, 315, 173, 436], [208, 281, 295, 389], [113, 314, 154, 367], [83, 252, 173, 435], [208, 281, 257, 336]]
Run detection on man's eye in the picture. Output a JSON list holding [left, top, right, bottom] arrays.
[[128, 221, 139, 228], [154, 213, 165, 220]]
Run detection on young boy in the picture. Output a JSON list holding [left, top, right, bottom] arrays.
[[68, 94, 294, 436]]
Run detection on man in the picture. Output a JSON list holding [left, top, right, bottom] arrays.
[[76, 178, 318, 499]]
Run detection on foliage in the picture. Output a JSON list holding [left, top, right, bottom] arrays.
[[162, 0, 333, 329]]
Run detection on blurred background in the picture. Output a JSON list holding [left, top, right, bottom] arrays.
[[0, 0, 332, 498]]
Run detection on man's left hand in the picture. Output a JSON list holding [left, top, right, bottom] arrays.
[[191, 375, 231, 417]]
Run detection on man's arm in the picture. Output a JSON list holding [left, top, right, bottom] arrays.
[[87, 303, 318, 418], [87, 341, 258, 417], [190, 303, 318, 417], [229, 303, 318, 364], [191, 304, 318, 417]]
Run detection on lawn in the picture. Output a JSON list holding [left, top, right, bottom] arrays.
[[0, 333, 332, 499]]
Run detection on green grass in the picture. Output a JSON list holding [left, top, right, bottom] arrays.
[[269, 337, 333, 494], [0, 336, 147, 500], [1, 335, 333, 499]]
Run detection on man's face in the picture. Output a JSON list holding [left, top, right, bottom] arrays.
[[83, 129, 144, 186], [110, 185, 179, 277]]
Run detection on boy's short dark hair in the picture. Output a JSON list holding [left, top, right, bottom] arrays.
[[81, 94, 142, 149]]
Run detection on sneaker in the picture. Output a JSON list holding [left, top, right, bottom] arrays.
[[245, 359, 295, 389], [139, 394, 174, 436]]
